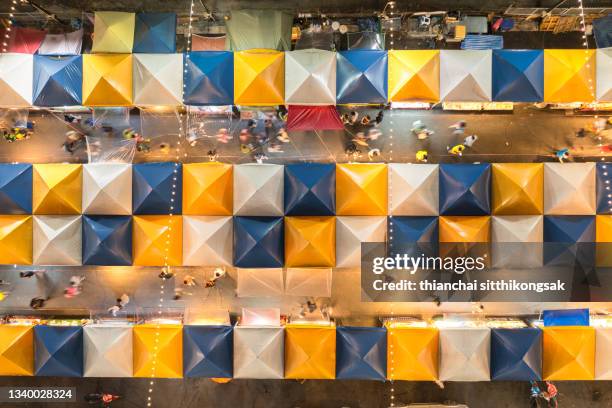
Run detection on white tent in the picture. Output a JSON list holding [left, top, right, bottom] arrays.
[[33, 215, 82, 265], [183, 216, 233, 266], [388, 164, 439, 215], [439, 327, 491, 381], [285, 268, 332, 297], [491, 215, 543, 268], [242, 308, 280, 326], [233, 326, 284, 379], [440, 50, 492, 102], [236, 268, 284, 297], [82, 164, 132, 215], [38, 29, 83, 55], [233, 164, 284, 216], [83, 325, 133, 377], [544, 163, 596, 215], [133, 54, 183, 106], [336, 216, 387, 268], [597, 48, 612, 102], [0, 53, 33, 107], [285, 49, 336, 105], [595, 328, 612, 380]]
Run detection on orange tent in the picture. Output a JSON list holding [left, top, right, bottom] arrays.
[[32, 164, 82, 215], [182, 163, 233, 215], [388, 50, 440, 102], [336, 163, 387, 216], [285, 216, 335, 267], [492, 163, 544, 215], [0, 325, 34, 376], [133, 215, 182, 266], [543, 326, 595, 380], [387, 325, 438, 381], [0, 215, 32, 265], [284, 324, 336, 379]]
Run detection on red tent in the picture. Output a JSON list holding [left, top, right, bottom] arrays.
[[286, 105, 344, 131], [2, 27, 46, 54]]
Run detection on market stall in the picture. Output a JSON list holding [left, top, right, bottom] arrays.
[[490, 327, 542, 381], [132, 215, 183, 266], [233, 164, 284, 216], [82, 215, 133, 266], [233, 217, 284, 268], [0, 163, 32, 214], [336, 326, 386, 380], [544, 49, 595, 103], [492, 163, 544, 215], [183, 163, 233, 216], [234, 50, 284, 106], [285, 49, 336, 105], [438, 327, 491, 381], [233, 322, 284, 379], [183, 52, 234, 106], [335, 216, 387, 268], [183, 325, 233, 378], [336, 50, 388, 104], [491, 215, 543, 268], [0, 53, 33, 107], [284, 216, 336, 267], [91, 11, 135, 53], [32, 164, 82, 215], [183, 215, 233, 266], [83, 324, 133, 377], [236, 268, 284, 297], [542, 326, 595, 380], [32, 55, 82, 106], [284, 324, 336, 379], [388, 50, 440, 102], [492, 50, 544, 102], [439, 164, 491, 216], [82, 163, 132, 215], [32, 215, 82, 265], [133, 54, 183, 106], [0, 324, 34, 376], [439, 50, 492, 101], [132, 162, 182, 215], [133, 12, 177, 53], [284, 163, 336, 216], [0, 215, 32, 265], [133, 324, 183, 378], [544, 163, 596, 215], [284, 268, 332, 297], [82, 54, 133, 106], [336, 163, 387, 216], [388, 164, 439, 216], [386, 322, 438, 381], [34, 325, 83, 377]]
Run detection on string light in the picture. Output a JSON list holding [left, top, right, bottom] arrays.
[[2, 1, 18, 53], [147, 2, 194, 406]]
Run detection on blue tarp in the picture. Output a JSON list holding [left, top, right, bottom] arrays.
[[543, 309, 590, 327], [593, 15, 612, 48], [183, 52, 234, 106], [0, 163, 32, 214], [183, 325, 233, 378], [490, 328, 542, 381], [389, 216, 438, 258], [82, 215, 133, 266], [596, 162, 612, 214], [492, 50, 544, 102], [133, 13, 177, 53], [439, 164, 491, 215], [336, 326, 387, 380], [284, 163, 336, 216], [544, 216, 595, 266], [336, 50, 388, 104], [34, 326, 83, 377], [32, 55, 82, 106], [132, 162, 182, 215], [461, 35, 504, 50], [233, 216, 284, 268]]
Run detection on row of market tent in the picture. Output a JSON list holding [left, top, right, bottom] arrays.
[[1, 319, 612, 381], [1, 48, 611, 107], [0, 162, 609, 216], [1, 213, 611, 268], [1, 162, 611, 267], [2, 10, 294, 55]]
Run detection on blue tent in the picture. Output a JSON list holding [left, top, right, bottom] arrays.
[[234, 216, 284, 268], [183, 52, 234, 106], [439, 164, 491, 215], [596, 163, 612, 214], [284, 163, 335, 216], [593, 14, 612, 48], [490, 328, 542, 381], [336, 326, 387, 380], [389, 216, 438, 258], [132, 162, 182, 215], [544, 216, 595, 266], [336, 50, 388, 104], [32, 55, 82, 106], [183, 325, 233, 378], [133, 13, 177, 53], [543, 309, 590, 327], [0, 163, 32, 214], [82, 215, 132, 266], [492, 50, 543, 102], [34, 326, 83, 377]]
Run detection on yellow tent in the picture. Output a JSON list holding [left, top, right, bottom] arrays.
[[133, 215, 182, 266], [183, 163, 233, 215], [83, 54, 133, 107], [284, 324, 336, 379], [388, 50, 440, 102], [387, 325, 438, 381], [492, 163, 544, 215], [32, 164, 82, 215], [234, 49, 284, 106], [0, 325, 34, 376], [0, 215, 32, 265], [596, 215, 612, 266], [92, 12, 135, 53], [285, 216, 335, 267], [544, 49, 595, 103], [336, 163, 388, 216], [439, 216, 490, 242], [543, 326, 595, 380], [133, 324, 183, 378]]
